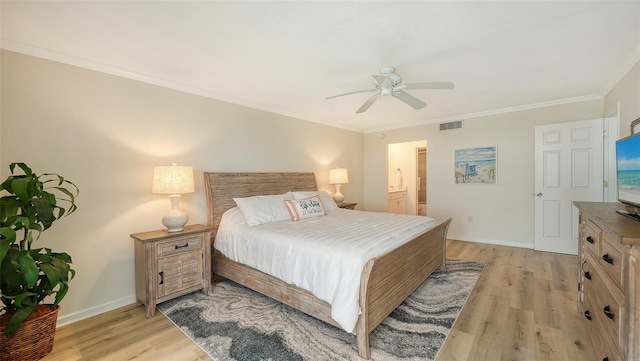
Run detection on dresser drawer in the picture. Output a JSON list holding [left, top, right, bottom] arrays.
[[157, 235, 203, 257], [582, 291, 624, 361], [600, 232, 624, 289], [387, 191, 406, 201], [583, 220, 601, 257], [591, 276, 624, 353], [580, 257, 595, 306]]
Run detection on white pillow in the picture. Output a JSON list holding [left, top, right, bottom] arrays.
[[233, 193, 294, 226], [284, 196, 326, 221], [292, 191, 339, 211]]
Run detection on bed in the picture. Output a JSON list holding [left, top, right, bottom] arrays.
[[204, 172, 451, 359]]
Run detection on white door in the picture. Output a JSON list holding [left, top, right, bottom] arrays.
[[534, 119, 604, 254]]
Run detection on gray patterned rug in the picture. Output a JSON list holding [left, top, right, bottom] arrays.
[[158, 259, 484, 361]]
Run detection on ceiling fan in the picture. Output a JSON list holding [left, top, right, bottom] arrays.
[[326, 66, 454, 113]]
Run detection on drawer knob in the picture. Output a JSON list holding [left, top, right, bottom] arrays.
[[603, 305, 615, 320], [584, 271, 592, 280], [159, 271, 164, 285], [175, 243, 189, 250], [602, 254, 614, 265], [584, 310, 592, 321], [586, 236, 594, 244], [603, 357, 609, 361]]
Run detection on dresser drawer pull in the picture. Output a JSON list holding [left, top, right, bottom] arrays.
[[603, 305, 615, 320], [603, 358, 609, 361], [159, 271, 164, 285], [174, 243, 189, 250], [584, 271, 591, 280], [584, 310, 592, 321], [602, 254, 614, 265], [586, 236, 594, 244]]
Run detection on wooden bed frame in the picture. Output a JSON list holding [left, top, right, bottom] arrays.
[[204, 172, 451, 359]]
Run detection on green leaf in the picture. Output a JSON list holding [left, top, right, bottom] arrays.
[[39, 262, 61, 288], [11, 163, 33, 177], [1, 249, 25, 289], [54, 283, 69, 305], [0, 237, 12, 266], [2, 302, 37, 337], [13, 291, 37, 308], [0, 227, 16, 242], [17, 252, 39, 287], [32, 198, 56, 230], [10, 177, 30, 200]]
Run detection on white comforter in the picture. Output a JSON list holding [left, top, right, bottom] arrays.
[[214, 207, 438, 333]]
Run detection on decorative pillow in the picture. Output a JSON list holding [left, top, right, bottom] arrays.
[[233, 193, 294, 226], [284, 196, 326, 221], [292, 191, 339, 211]]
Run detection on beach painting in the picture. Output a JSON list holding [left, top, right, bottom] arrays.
[[455, 146, 497, 184]]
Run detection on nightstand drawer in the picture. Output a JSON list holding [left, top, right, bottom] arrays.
[[157, 235, 203, 257]]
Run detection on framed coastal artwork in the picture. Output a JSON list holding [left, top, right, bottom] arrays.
[[454, 146, 497, 184]]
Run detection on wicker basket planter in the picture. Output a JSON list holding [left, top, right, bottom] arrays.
[[0, 305, 60, 361]]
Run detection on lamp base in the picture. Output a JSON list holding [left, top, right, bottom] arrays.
[[333, 184, 345, 204], [162, 195, 188, 232], [162, 211, 188, 232]]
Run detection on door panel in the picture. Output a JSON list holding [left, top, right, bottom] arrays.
[[535, 119, 603, 254]]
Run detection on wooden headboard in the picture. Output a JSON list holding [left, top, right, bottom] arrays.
[[203, 172, 318, 230]]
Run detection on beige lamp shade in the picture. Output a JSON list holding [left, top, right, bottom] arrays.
[[152, 164, 194, 195], [329, 167, 349, 185], [151, 163, 194, 232]]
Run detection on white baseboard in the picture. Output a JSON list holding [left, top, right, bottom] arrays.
[[447, 234, 534, 250], [56, 295, 137, 328]]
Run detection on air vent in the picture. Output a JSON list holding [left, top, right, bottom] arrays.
[[439, 120, 463, 131]]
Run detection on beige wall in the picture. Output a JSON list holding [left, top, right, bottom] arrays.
[[0, 50, 363, 324], [604, 60, 640, 138], [364, 100, 603, 248]]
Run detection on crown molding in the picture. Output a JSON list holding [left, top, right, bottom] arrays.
[[0, 39, 611, 135], [363, 94, 603, 133], [0, 40, 361, 133]]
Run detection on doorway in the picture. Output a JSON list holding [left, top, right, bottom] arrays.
[[387, 140, 426, 215], [417, 147, 427, 215]]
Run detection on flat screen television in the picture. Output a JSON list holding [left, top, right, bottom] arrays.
[[616, 132, 640, 220]]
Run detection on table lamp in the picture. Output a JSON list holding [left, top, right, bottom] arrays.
[[152, 163, 194, 232], [329, 167, 349, 204]]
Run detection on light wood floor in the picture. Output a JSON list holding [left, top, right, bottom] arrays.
[[42, 239, 595, 361]]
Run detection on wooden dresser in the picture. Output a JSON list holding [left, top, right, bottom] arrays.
[[574, 202, 640, 361]]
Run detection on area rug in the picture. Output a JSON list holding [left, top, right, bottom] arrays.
[[158, 259, 484, 361]]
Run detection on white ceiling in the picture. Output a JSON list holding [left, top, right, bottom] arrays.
[[1, 1, 639, 133]]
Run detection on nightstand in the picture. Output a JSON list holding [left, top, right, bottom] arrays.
[[131, 224, 214, 318], [338, 202, 357, 210]]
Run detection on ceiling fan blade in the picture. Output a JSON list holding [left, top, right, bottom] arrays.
[[392, 90, 427, 110], [404, 82, 455, 90], [325, 89, 376, 100], [356, 92, 381, 113]]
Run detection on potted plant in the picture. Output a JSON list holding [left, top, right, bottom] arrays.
[[0, 162, 78, 360]]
